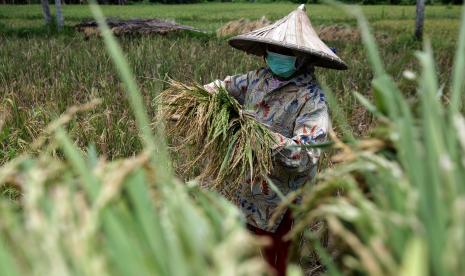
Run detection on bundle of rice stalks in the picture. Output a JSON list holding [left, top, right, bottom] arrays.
[[75, 18, 205, 38], [216, 16, 271, 37], [316, 24, 360, 42], [157, 81, 276, 199], [316, 24, 391, 45]]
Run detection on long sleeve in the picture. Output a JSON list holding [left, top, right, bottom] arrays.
[[203, 73, 249, 104], [271, 88, 330, 173]]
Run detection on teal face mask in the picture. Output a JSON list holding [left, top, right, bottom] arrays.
[[265, 50, 297, 78]]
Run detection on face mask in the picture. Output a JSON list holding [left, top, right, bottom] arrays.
[[266, 50, 297, 78]]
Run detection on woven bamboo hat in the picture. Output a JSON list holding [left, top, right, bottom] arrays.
[[228, 4, 347, 70]]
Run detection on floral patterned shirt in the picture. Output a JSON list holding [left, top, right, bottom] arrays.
[[205, 67, 330, 232]]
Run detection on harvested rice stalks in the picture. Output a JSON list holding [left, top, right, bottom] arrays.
[[316, 24, 360, 42], [75, 18, 206, 38], [157, 81, 276, 198], [216, 16, 271, 37]]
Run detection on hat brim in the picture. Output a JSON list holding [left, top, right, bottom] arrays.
[[229, 36, 348, 71]]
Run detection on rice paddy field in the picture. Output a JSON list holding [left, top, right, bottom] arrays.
[[1, 2, 465, 275], [0, 3, 462, 162]]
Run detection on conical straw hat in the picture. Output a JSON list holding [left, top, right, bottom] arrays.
[[229, 4, 347, 70]]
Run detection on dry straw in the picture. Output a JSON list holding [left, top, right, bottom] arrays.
[[216, 16, 271, 37], [75, 18, 205, 38], [157, 80, 276, 199]]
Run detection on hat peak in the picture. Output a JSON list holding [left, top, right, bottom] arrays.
[[297, 4, 306, 11]]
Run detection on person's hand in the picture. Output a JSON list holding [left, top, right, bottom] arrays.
[[239, 109, 256, 119], [170, 114, 180, 121], [239, 110, 272, 129], [203, 81, 222, 94]]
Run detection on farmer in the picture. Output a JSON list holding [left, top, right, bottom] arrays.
[[204, 5, 347, 275]]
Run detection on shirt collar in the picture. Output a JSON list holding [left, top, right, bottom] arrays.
[[263, 67, 315, 92]]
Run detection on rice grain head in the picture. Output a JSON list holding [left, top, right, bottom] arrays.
[[157, 80, 276, 200]]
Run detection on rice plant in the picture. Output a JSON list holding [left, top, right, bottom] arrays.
[[291, 3, 465, 276], [157, 81, 276, 200], [0, 138, 268, 276], [0, 3, 270, 276]]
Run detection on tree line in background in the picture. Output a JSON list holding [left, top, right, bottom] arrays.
[[1, 0, 463, 5]]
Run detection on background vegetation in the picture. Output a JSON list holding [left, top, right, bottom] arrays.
[[0, 4, 461, 164], [1, 0, 464, 6]]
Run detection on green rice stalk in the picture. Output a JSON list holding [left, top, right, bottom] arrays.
[[289, 2, 465, 275], [157, 80, 276, 199]]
